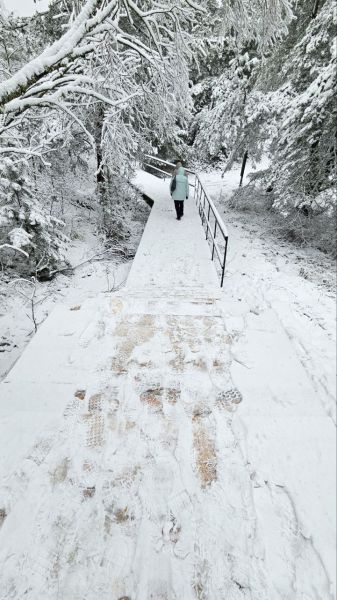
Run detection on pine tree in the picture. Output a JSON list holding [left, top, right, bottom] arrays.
[[272, 0, 336, 207], [0, 158, 67, 277]]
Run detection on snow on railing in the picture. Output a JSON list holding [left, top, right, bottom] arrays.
[[143, 155, 229, 286]]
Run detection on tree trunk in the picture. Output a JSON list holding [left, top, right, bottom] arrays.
[[93, 106, 105, 185], [311, 0, 320, 19]]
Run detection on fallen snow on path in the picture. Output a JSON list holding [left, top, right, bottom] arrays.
[[0, 169, 335, 600]]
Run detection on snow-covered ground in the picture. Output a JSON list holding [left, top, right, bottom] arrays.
[[201, 165, 336, 422], [0, 197, 148, 381], [202, 165, 336, 595], [0, 168, 335, 599]]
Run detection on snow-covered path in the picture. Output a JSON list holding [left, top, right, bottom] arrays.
[[0, 171, 335, 599]]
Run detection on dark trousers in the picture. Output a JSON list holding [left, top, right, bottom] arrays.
[[174, 200, 184, 219]]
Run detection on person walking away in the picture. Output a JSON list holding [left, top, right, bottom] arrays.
[[170, 161, 189, 220]]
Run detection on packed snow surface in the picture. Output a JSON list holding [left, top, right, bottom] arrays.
[[0, 170, 335, 599]]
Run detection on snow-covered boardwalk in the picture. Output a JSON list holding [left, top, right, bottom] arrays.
[[0, 172, 335, 599], [128, 171, 220, 291]]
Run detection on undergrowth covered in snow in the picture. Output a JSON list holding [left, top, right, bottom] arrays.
[[0, 158, 150, 380]]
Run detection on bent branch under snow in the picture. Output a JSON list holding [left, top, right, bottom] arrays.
[[0, 0, 118, 109]]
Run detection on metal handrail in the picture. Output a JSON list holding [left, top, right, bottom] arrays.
[[143, 163, 170, 178], [144, 154, 196, 176], [142, 155, 229, 286], [194, 175, 228, 286], [144, 154, 176, 168]]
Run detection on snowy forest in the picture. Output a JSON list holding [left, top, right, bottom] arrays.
[[0, 0, 335, 281], [0, 2, 336, 599]]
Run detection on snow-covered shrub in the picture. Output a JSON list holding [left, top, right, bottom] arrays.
[[228, 175, 274, 213], [229, 170, 337, 256], [98, 176, 150, 257], [0, 158, 67, 277]]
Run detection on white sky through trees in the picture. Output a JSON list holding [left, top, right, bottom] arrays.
[[2, 0, 49, 16]]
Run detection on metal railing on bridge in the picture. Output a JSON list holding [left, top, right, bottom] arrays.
[[143, 155, 229, 287]]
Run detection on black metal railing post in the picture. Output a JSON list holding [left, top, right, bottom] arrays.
[[206, 204, 211, 239], [221, 237, 229, 287], [212, 221, 217, 260]]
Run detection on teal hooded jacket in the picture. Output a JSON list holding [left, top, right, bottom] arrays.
[[170, 167, 189, 201]]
